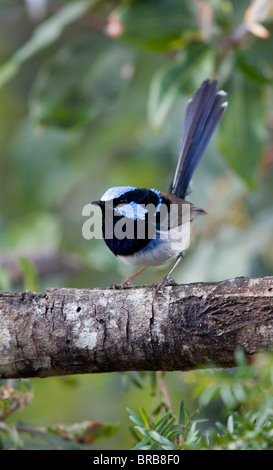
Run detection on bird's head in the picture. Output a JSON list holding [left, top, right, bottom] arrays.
[[92, 186, 162, 220]]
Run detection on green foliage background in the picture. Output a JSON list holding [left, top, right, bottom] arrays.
[[0, 0, 273, 450]]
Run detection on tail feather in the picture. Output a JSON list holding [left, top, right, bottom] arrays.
[[169, 79, 227, 199]]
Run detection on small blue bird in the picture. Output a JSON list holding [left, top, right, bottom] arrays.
[[92, 79, 227, 286]]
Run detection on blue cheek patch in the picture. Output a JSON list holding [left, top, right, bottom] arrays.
[[101, 187, 162, 219], [114, 202, 148, 220]]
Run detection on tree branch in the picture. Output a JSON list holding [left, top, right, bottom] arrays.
[[1, 276, 273, 379]]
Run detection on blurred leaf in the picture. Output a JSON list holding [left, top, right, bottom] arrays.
[[218, 73, 267, 187], [29, 35, 104, 128], [234, 348, 248, 367], [16, 1, 93, 63], [0, 267, 11, 291], [227, 414, 234, 434], [18, 256, 40, 292], [7, 425, 24, 450], [236, 50, 273, 84], [148, 43, 214, 130], [0, 0, 94, 88], [47, 420, 119, 444], [112, 0, 197, 51], [0, 60, 20, 89], [30, 38, 135, 128], [251, 20, 273, 62], [7, 124, 79, 212], [126, 372, 145, 389]]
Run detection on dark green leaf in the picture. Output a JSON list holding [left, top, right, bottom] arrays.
[[112, 0, 197, 51], [236, 50, 273, 85], [153, 410, 173, 431], [132, 434, 152, 450], [178, 400, 186, 426]]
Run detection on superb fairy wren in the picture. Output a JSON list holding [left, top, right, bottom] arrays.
[[92, 79, 227, 286]]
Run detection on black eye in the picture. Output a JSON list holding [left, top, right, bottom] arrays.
[[118, 197, 127, 204]]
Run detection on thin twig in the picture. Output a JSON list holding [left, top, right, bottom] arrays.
[[156, 371, 178, 424]]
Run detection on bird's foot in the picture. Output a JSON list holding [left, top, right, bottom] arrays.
[[154, 275, 176, 294], [109, 281, 131, 289], [109, 266, 147, 289]]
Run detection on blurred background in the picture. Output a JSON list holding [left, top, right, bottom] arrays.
[[0, 0, 273, 450]]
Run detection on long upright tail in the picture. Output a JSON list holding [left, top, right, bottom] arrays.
[[169, 79, 227, 199]]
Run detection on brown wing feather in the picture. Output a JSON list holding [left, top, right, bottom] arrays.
[[159, 191, 206, 230]]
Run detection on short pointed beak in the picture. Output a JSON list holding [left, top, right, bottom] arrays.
[[91, 200, 105, 207]]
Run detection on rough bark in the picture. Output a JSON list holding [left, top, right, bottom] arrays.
[[0, 276, 273, 379]]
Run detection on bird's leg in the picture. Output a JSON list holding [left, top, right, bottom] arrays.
[[155, 251, 185, 293], [110, 266, 147, 289], [122, 265, 148, 286]]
